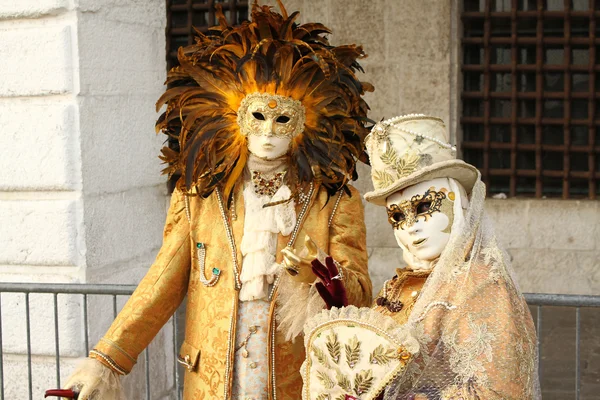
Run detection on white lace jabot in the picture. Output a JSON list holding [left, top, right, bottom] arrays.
[[239, 155, 296, 301]]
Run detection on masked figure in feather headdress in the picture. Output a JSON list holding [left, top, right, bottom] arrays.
[[59, 1, 373, 399]]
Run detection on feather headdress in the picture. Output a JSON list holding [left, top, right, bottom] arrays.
[[156, 0, 373, 200]]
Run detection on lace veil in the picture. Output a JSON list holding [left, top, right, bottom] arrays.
[[384, 175, 541, 399]]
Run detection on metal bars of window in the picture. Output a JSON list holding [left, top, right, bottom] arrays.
[[166, 0, 250, 70], [461, 0, 600, 199]]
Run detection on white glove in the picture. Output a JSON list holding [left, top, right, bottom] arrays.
[[64, 358, 125, 400]]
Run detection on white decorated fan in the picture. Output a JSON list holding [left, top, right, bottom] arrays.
[[301, 306, 419, 400]]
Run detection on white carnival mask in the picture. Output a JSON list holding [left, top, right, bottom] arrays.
[[237, 92, 306, 159], [386, 178, 455, 262]]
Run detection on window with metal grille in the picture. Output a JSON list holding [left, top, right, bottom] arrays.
[[461, 0, 600, 199], [166, 0, 249, 70], [165, 0, 249, 191]]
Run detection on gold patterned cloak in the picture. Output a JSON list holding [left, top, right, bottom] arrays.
[[92, 182, 372, 399]]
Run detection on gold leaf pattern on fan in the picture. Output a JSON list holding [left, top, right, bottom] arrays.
[[326, 332, 341, 364], [313, 346, 329, 367], [353, 369, 374, 396], [336, 368, 352, 392], [344, 335, 361, 369], [369, 344, 399, 366], [317, 370, 336, 390]]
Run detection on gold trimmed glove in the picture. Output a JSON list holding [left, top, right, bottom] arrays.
[[63, 358, 124, 400], [281, 235, 326, 284]]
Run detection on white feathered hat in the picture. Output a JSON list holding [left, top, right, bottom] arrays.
[[364, 114, 479, 206]]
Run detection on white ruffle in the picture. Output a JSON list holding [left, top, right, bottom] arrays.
[[275, 273, 325, 342], [303, 305, 420, 355], [239, 183, 296, 301]]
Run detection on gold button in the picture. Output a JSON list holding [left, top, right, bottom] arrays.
[[249, 361, 257, 369]]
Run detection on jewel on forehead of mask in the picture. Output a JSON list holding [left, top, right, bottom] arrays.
[[268, 99, 278, 109]]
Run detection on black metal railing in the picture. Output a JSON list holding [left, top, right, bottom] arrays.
[[0, 283, 598, 400]]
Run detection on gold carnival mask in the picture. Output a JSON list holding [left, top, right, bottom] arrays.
[[237, 92, 306, 138], [386, 189, 454, 230]]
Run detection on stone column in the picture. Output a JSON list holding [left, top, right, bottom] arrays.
[[0, 0, 174, 397]]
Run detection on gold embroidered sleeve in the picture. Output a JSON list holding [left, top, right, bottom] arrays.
[[328, 186, 372, 307], [93, 188, 191, 374]]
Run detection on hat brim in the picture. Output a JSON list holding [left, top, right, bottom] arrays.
[[364, 159, 480, 206]]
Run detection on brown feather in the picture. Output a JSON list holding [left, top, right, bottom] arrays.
[[156, 1, 372, 199]]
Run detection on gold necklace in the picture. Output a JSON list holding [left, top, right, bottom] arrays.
[[251, 170, 286, 197]]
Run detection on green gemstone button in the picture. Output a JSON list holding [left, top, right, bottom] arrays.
[[196, 242, 204, 249], [212, 267, 221, 276]]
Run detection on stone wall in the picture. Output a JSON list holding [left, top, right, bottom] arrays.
[[0, 0, 174, 397], [267, 0, 600, 296]]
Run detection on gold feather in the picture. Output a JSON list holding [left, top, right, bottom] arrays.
[[155, 1, 372, 198]]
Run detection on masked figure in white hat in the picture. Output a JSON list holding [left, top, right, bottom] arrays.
[[301, 115, 540, 400]]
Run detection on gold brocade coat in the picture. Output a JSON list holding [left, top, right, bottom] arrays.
[[93, 183, 372, 399]]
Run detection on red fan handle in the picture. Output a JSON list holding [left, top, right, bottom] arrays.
[[44, 389, 79, 399]]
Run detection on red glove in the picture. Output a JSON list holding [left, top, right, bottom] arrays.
[[311, 257, 348, 309]]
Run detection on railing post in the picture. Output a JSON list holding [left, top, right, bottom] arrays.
[[0, 295, 4, 400], [575, 307, 581, 400], [25, 293, 33, 400], [53, 293, 61, 388]]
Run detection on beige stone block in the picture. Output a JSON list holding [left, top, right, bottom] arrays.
[[509, 248, 599, 295], [395, 61, 451, 124], [367, 246, 405, 294], [83, 186, 166, 269], [0, 25, 73, 96], [353, 164, 373, 195], [595, 204, 600, 251], [385, 0, 451, 64], [77, 19, 164, 96], [0, 199, 80, 266], [0, 100, 79, 191], [0, 0, 68, 19], [365, 201, 398, 248], [329, 0, 386, 64], [79, 95, 165, 195], [485, 199, 531, 249], [362, 63, 402, 122], [352, 168, 398, 248], [527, 200, 597, 251]]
